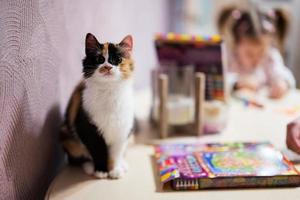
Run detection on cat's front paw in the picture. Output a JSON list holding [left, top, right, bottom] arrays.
[[82, 162, 94, 175], [109, 167, 125, 179], [121, 160, 129, 172], [94, 171, 108, 179]]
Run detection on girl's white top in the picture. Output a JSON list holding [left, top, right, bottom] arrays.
[[226, 47, 295, 89]]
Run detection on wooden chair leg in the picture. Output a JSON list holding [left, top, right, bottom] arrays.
[[158, 74, 168, 139], [194, 72, 205, 136]]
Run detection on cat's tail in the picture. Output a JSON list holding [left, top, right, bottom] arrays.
[[60, 124, 92, 166]]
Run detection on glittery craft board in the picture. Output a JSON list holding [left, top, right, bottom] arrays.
[[155, 142, 300, 190]]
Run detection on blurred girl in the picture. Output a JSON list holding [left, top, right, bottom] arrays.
[[218, 6, 295, 98]]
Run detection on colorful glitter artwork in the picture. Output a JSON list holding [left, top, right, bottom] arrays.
[[155, 142, 300, 190], [203, 150, 289, 176], [175, 155, 208, 178]]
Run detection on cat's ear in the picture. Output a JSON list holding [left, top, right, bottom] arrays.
[[119, 35, 133, 51], [85, 33, 100, 55]]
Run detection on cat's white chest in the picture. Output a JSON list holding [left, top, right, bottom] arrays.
[[82, 80, 134, 145]]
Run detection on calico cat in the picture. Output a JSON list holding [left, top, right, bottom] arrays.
[[60, 33, 134, 179]]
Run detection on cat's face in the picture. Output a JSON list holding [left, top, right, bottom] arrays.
[[82, 33, 134, 82]]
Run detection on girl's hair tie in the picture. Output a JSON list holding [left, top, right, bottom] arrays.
[[267, 10, 276, 19], [232, 9, 241, 20], [262, 20, 275, 33]]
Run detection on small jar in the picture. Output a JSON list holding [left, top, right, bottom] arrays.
[[151, 65, 195, 126]]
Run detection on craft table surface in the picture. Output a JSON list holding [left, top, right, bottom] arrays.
[[46, 89, 300, 200]]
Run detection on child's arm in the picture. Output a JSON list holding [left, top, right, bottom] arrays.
[[287, 117, 300, 154], [266, 48, 295, 98], [227, 70, 264, 92], [226, 50, 263, 92]]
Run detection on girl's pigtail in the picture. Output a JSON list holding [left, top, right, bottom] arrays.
[[217, 6, 236, 35], [273, 9, 290, 52]]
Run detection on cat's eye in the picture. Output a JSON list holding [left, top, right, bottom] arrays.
[[97, 56, 105, 64], [108, 56, 122, 66], [116, 57, 122, 64]]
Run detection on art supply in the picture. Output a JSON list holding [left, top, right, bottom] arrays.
[[152, 98, 228, 131], [234, 96, 264, 109], [203, 100, 228, 133], [153, 94, 195, 125], [274, 104, 300, 116], [282, 149, 300, 164], [155, 142, 300, 190], [155, 32, 225, 101], [151, 33, 228, 136], [152, 66, 195, 126]]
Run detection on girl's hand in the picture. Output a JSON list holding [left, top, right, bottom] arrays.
[[287, 118, 300, 154], [269, 79, 289, 99], [235, 78, 259, 91]]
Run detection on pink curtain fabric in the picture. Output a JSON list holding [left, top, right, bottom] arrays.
[[0, 0, 66, 199]]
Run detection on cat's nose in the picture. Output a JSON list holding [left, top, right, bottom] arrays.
[[99, 65, 113, 73], [103, 66, 112, 71]]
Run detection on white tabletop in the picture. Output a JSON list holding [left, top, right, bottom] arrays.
[[46, 89, 300, 200]]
